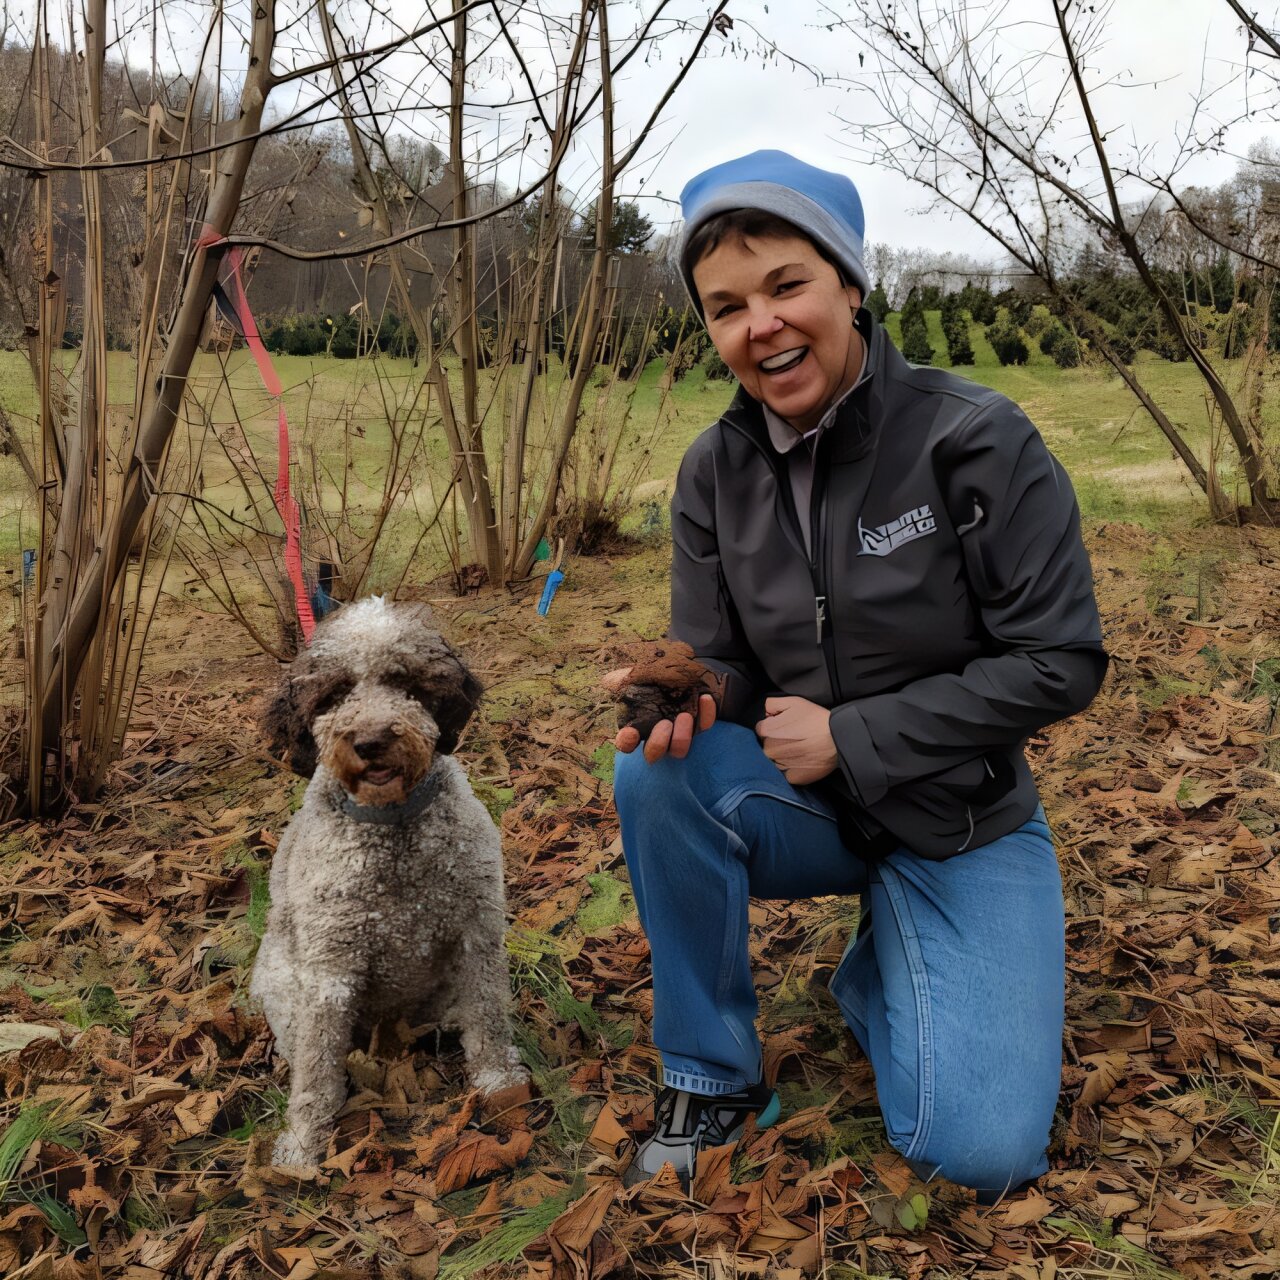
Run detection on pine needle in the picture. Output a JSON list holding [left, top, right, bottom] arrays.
[[0, 1100, 85, 1201], [437, 1190, 574, 1280]]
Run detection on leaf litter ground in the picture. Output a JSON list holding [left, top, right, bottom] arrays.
[[0, 521, 1277, 1280]]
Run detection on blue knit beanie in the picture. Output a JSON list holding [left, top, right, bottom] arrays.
[[679, 150, 870, 314]]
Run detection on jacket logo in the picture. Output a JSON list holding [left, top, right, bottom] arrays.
[[858, 504, 937, 557]]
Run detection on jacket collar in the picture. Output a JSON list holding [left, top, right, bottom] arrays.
[[719, 308, 887, 463]]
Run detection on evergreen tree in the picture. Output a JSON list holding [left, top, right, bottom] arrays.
[[899, 288, 934, 364], [995, 288, 1033, 326], [864, 282, 891, 322], [584, 199, 654, 254], [940, 293, 974, 366], [1209, 254, 1235, 315], [960, 284, 997, 325], [984, 317, 1028, 365], [1050, 331, 1081, 368], [1039, 322, 1067, 358]]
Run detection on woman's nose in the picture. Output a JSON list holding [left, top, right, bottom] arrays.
[[747, 309, 783, 342]]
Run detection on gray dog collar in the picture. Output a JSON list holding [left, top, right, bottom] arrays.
[[339, 765, 444, 825]]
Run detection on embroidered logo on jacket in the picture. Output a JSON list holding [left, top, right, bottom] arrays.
[[857, 504, 937, 557]]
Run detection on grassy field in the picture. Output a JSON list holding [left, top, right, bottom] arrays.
[[0, 316, 1270, 578]]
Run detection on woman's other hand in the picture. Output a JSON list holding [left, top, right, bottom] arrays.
[[756, 696, 838, 785], [604, 665, 718, 761]]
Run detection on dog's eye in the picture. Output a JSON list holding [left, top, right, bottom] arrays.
[[306, 677, 354, 717], [387, 672, 434, 708]]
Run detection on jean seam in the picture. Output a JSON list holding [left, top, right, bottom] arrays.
[[713, 823, 753, 1064], [710, 783, 838, 826], [876, 864, 935, 1162]]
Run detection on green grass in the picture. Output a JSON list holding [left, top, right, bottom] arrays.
[[876, 310, 1258, 526], [0, 1099, 88, 1201], [437, 1186, 577, 1280], [2, 329, 1274, 575]]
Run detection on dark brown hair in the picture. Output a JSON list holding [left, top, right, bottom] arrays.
[[684, 208, 846, 282]]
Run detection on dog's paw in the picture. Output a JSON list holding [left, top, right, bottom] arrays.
[[271, 1130, 324, 1175], [472, 1057, 531, 1097]]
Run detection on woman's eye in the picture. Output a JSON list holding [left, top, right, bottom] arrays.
[[712, 303, 739, 321], [775, 279, 805, 295]]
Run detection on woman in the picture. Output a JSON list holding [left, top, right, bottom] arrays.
[[609, 151, 1107, 1202]]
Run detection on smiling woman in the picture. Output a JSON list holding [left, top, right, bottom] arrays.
[[603, 149, 1109, 1203]]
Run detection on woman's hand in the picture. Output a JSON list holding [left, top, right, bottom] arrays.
[[755, 696, 838, 785], [604, 665, 718, 762]]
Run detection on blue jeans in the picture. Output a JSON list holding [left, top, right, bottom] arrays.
[[614, 722, 1065, 1198]]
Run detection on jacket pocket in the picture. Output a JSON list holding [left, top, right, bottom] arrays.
[[926, 753, 1018, 807]]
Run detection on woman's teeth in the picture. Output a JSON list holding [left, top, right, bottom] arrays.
[[760, 347, 808, 373]]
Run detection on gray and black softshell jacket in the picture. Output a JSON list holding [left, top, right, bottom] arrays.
[[670, 310, 1108, 859]]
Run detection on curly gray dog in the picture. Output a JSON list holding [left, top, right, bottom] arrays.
[[251, 597, 528, 1168]]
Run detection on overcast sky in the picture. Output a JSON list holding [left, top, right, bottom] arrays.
[[601, 0, 1280, 258], [12, 0, 1280, 260]]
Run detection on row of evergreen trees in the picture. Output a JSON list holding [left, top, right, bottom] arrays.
[[258, 312, 422, 359], [860, 267, 1278, 370]]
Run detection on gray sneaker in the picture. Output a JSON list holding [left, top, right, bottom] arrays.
[[623, 1081, 781, 1189]]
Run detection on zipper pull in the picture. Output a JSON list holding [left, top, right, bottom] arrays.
[[815, 595, 827, 645]]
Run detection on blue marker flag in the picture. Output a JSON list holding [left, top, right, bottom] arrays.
[[537, 569, 565, 616]]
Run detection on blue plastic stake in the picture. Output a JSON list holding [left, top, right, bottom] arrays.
[[537, 569, 565, 616]]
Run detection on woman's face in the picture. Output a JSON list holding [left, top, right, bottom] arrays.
[[693, 232, 862, 432]]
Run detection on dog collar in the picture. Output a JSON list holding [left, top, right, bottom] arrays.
[[339, 765, 445, 825]]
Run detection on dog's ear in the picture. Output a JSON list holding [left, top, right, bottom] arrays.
[[261, 649, 343, 778], [407, 626, 483, 756], [433, 653, 483, 755]]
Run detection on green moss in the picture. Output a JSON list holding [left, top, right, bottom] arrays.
[[589, 743, 615, 785], [576, 872, 634, 936], [473, 780, 516, 823]]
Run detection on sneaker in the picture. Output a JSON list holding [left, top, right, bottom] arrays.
[[623, 1081, 781, 1189]]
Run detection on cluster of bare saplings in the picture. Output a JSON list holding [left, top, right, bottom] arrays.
[[0, 0, 1277, 822], [0, 0, 727, 817]]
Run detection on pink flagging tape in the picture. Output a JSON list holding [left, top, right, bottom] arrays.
[[213, 235, 316, 641]]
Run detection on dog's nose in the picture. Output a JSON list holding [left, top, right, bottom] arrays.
[[353, 732, 391, 759]]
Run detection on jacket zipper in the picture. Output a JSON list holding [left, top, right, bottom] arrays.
[[720, 406, 853, 707], [808, 432, 845, 703]]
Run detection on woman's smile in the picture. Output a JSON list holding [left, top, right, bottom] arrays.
[[759, 346, 809, 374]]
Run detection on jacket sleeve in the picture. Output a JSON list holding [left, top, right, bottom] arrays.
[[668, 433, 771, 726], [828, 398, 1108, 807]]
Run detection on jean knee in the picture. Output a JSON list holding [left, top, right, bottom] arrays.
[[611, 742, 652, 818], [613, 722, 757, 817], [900, 1113, 1048, 1194]]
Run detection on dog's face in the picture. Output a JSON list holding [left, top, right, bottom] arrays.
[[264, 599, 483, 804]]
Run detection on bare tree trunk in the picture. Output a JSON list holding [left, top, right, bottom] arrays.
[[1050, 0, 1271, 512], [33, 1, 279, 794], [448, 0, 502, 585], [1063, 302, 1211, 496], [512, 0, 617, 581]]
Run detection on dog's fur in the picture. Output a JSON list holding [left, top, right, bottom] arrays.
[[251, 598, 527, 1167]]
